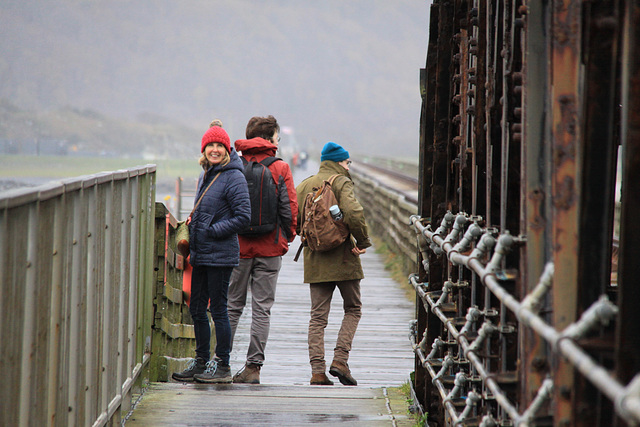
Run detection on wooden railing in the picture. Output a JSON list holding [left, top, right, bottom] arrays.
[[149, 203, 199, 382], [0, 166, 156, 427], [351, 170, 419, 277]]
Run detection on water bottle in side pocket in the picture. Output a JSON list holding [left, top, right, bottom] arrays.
[[329, 205, 343, 221]]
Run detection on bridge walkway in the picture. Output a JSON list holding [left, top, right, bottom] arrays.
[[125, 233, 417, 426]]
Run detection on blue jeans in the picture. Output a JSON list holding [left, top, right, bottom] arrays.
[[190, 265, 233, 365]]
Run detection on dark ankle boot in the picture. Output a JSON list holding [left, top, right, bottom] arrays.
[[171, 357, 207, 382], [310, 373, 334, 385], [194, 358, 232, 383], [329, 361, 357, 386]]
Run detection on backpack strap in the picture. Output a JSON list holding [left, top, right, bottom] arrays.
[[326, 174, 344, 204], [326, 174, 352, 257], [259, 156, 281, 167], [240, 156, 281, 166], [293, 241, 304, 262], [327, 174, 341, 185]]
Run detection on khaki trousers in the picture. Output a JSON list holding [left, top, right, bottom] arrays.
[[308, 280, 362, 374], [228, 256, 282, 365]]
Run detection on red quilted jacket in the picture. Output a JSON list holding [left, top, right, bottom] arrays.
[[234, 137, 298, 258]]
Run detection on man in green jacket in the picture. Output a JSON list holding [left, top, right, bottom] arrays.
[[295, 141, 372, 386]]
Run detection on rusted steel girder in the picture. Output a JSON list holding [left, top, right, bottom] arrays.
[[549, 1, 583, 424], [417, 2, 455, 424], [415, 3, 442, 416], [521, 0, 552, 412], [575, 2, 621, 425], [616, 1, 640, 425], [473, 2, 488, 219]]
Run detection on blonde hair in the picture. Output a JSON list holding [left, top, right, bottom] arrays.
[[199, 119, 229, 170], [199, 151, 230, 170]]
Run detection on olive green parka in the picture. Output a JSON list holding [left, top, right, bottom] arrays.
[[295, 160, 372, 283]]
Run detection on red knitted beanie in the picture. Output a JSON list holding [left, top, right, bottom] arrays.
[[201, 126, 231, 153]]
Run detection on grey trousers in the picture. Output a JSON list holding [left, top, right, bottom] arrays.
[[228, 256, 282, 365], [308, 279, 362, 374]]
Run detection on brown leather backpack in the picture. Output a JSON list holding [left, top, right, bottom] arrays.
[[294, 175, 350, 261]]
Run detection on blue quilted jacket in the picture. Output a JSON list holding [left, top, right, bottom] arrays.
[[188, 149, 251, 267]]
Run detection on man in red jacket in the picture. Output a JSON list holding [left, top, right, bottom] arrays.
[[228, 115, 298, 384]]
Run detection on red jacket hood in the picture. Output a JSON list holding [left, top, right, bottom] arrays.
[[234, 137, 277, 157]]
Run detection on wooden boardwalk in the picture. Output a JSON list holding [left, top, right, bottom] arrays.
[[125, 163, 417, 425], [228, 237, 415, 388]]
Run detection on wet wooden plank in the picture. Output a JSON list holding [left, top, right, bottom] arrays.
[[126, 383, 409, 426]]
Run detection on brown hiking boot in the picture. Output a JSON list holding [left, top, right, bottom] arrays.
[[233, 363, 261, 384], [329, 361, 357, 386], [310, 373, 334, 385]]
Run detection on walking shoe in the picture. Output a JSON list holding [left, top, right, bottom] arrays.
[[310, 373, 334, 385], [232, 363, 261, 384], [194, 358, 232, 383], [171, 357, 207, 382], [329, 361, 358, 386]]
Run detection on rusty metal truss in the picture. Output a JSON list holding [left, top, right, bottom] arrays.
[[411, 1, 640, 425]]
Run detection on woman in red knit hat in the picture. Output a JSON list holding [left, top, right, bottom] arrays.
[[171, 121, 251, 384]]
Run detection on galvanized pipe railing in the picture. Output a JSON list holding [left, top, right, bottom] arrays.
[[410, 275, 526, 424], [409, 213, 640, 425]]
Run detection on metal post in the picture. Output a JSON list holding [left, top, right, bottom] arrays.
[[616, 0, 640, 404]]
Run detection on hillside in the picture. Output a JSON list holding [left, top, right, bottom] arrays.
[[0, 99, 200, 158], [0, 1, 428, 159]]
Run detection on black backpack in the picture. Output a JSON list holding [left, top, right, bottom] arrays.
[[239, 156, 281, 239]]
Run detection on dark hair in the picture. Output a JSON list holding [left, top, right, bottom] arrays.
[[245, 115, 280, 140]]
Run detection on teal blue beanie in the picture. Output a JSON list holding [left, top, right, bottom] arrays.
[[320, 142, 349, 162]]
